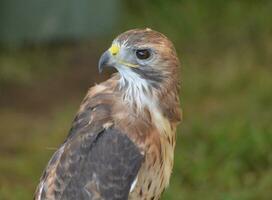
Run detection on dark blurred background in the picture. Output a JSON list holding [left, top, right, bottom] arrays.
[[0, 0, 272, 199]]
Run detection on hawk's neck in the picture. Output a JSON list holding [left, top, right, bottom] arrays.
[[116, 71, 158, 112]]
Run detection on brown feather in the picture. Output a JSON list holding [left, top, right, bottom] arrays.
[[35, 28, 181, 200]]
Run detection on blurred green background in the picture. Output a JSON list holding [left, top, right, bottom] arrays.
[[0, 0, 272, 199]]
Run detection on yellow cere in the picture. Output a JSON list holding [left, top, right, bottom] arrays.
[[108, 43, 139, 68], [109, 44, 120, 56]]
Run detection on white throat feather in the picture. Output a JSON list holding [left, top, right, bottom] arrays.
[[117, 66, 155, 112]]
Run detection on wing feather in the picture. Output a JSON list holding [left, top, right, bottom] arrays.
[[35, 90, 144, 200]]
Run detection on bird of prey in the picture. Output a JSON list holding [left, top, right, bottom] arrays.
[[35, 28, 181, 200]]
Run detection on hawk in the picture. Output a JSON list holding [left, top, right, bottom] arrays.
[[35, 28, 181, 200]]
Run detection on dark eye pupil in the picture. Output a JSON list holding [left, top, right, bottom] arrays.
[[136, 49, 150, 60]]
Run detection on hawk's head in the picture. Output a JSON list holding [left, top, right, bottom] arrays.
[[99, 28, 180, 90]]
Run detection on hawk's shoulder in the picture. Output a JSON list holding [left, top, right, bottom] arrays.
[[35, 80, 144, 200]]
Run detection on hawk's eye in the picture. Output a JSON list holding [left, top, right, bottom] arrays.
[[136, 49, 151, 60]]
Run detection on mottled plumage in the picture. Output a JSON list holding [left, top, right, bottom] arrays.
[[35, 28, 181, 200]]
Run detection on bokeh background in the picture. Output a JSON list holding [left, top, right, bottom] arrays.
[[0, 0, 272, 199]]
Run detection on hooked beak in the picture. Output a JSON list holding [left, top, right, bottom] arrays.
[[98, 44, 120, 73], [98, 44, 138, 73], [98, 50, 111, 73]]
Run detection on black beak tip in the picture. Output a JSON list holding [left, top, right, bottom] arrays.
[[98, 64, 103, 74], [98, 51, 110, 74]]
